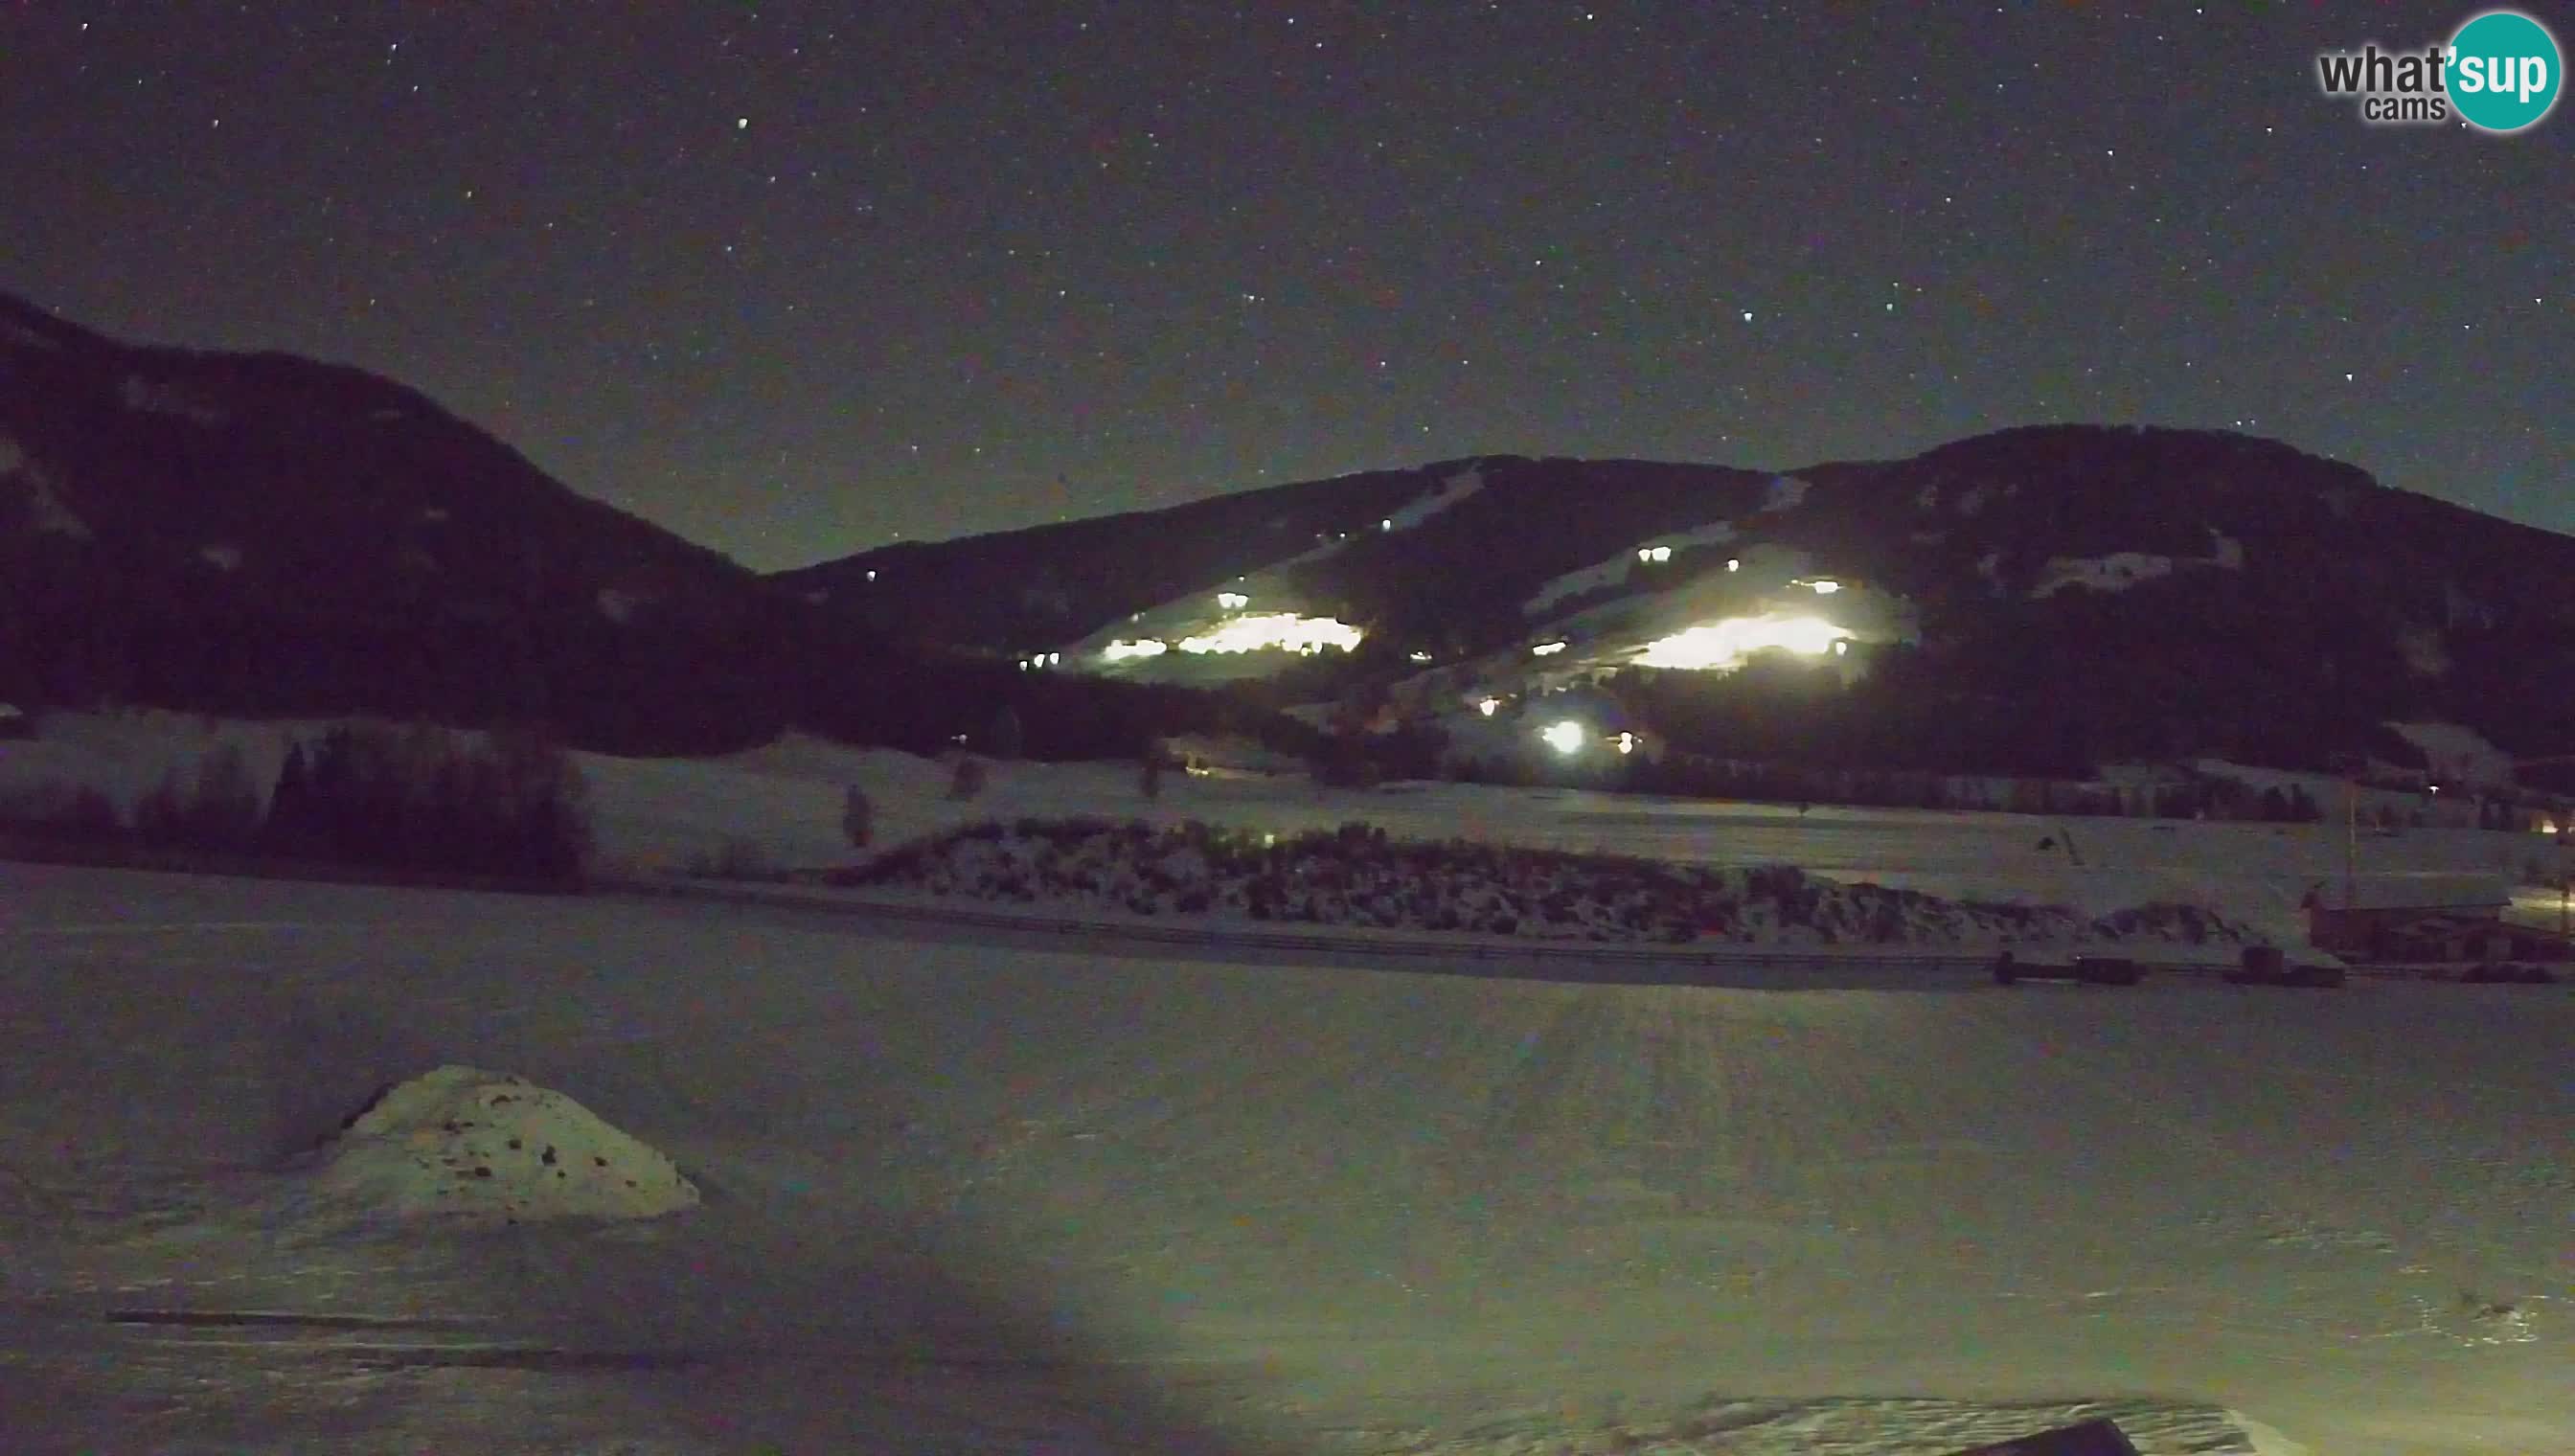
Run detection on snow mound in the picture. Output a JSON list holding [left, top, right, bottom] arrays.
[[310, 1065, 698, 1223]]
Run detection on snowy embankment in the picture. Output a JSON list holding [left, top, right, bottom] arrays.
[[840, 818, 2260, 952]]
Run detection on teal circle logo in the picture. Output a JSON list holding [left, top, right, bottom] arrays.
[[2447, 10, 2562, 132]]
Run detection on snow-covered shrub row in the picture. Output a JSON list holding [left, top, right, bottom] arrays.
[[839, 818, 2260, 948]]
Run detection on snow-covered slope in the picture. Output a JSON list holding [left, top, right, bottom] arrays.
[[2385, 720, 2517, 789], [1522, 521, 1740, 617]]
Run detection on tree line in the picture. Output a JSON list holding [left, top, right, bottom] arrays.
[[0, 721, 590, 885]]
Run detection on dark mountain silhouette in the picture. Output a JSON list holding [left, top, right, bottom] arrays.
[[9, 288, 2564, 782], [785, 429, 2575, 782], [0, 292, 1272, 760]]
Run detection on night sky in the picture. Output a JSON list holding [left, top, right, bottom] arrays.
[[5, 3, 2566, 571]]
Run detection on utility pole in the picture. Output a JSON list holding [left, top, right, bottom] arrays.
[[2328, 755, 2361, 912]]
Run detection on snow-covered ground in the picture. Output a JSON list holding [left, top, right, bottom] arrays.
[[1, 863, 2565, 1452]]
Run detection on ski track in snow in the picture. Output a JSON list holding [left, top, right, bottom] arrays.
[[0, 863, 2566, 1454]]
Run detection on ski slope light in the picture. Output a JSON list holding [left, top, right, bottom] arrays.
[[1726, 558, 1741, 572], [1102, 638, 1170, 662], [1542, 720, 1587, 755], [1176, 612, 1364, 655], [1616, 732, 1638, 755], [1807, 579, 1841, 594], [1631, 614, 1854, 671], [1477, 696, 1501, 717], [1409, 649, 1432, 662], [1532, 640, 1568, 657], [1216, 591, 1249, 609]]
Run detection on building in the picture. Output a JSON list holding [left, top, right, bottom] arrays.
[[2301, 875, 2535, 963]]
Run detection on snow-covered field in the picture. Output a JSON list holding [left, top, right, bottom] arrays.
[[579, 739, 2564, 953], [11, 711, 2568, 949], [2, 862, 2567, 1453]]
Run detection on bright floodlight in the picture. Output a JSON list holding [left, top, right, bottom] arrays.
[[1725, 557, 1740, 571], [1531, 640, 1567, 657], [1176, 612, 1363, 655], [1476, 696, 1500, 717], [1408, 649, 1432, 662], [1632, 614, 1854, 671], [1216, 590, 1249, 610], [1541, 720, 1586, 755], [1102, 638, 1169, 661], [1808, 579, 1842, 594], [1615, 732, 1637, 755]]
